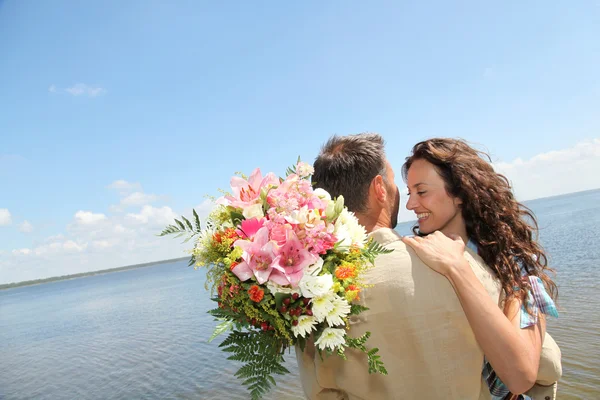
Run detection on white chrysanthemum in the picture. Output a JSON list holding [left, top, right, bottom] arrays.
[[311, 292, 336, 322], [242, 203, 264, 219], [334, 209, 367, 248], [298, 273, 333, 298], [292, 315, 317, 338], [314, 327, 346, 351], [325, 296, 351, 327]]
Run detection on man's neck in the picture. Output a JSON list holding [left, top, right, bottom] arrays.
[[356, 212, 391, 234]]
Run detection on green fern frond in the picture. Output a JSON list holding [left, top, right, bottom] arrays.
[[362, 240, 394, 263], [157, 209, 204, 242], [349, 304, 369, 316], [218, 330, 289, 400]]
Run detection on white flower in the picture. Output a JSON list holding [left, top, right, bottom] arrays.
[[305, 258, 324, 276], [313, 188, 331, 201], [315, 327, 346, 351], [286, 206, 309, 224], [325, 200, 336, 221], [334, 209, 367, 248], [242, 203, 264, 219], [311, 292, 336, 322], [325, 296, 351, 327], [266, 281, 300, 296], [296, 162, 315, 178], [292, 315, 317, 338], [298, 273, 333, 298]]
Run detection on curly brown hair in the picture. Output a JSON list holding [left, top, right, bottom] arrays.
[[402, 138, 558, 305]]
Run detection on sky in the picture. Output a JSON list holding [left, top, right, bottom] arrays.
[[1, 1, 599, 284]]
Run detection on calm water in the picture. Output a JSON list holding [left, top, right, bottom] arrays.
[[1, 189, 599, 399]]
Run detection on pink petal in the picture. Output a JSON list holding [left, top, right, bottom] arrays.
[[233, 239, 252, 252], [260, 172, 279, 189], [268, 270, 290, 286], [286, 269, 305, 287], [247, 168, 263, 190], [231, 261, 253, 282], [237, 218, 266, 240], [254, 267, 273, 285], [254, 227, 270, 246], [230, 176, 249, 197]]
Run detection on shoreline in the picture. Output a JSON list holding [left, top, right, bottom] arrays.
[[0, 256, 190, 291]]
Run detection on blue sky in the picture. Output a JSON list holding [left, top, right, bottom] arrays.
[[1, 1, 599, 283]]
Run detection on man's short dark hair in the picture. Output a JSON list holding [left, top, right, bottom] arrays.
[[312, 133, 387, 213]]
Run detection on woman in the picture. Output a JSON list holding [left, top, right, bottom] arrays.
[[400, 138, 560, 399]]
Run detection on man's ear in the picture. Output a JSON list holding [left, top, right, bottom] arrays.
[[372, 175, 387, 203]]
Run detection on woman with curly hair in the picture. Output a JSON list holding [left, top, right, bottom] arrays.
[[400, 138, 560, 399]]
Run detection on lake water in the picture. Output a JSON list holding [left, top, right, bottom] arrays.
[[1, 189, 599, 399]]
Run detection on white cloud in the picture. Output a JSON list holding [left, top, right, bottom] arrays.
[[121, 192, 159, 206], [65, 83, 106, 97], [92, 240, 113, 250], [33, 240, 87, 256], [63, 240, 87, 252], [45, 234, 66, 243], [107, 180, 143, 195], [494, 138, 600, 201], [19, 220, 34, 233], [12, 248, 31, 256], [126, 205, 178, 225], [0, 209, 11, 225], [74, 211, 107, 225], [48, 84, 57, 93]]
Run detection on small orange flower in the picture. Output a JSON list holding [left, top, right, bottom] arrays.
[[248, 285, 264, 302], [213, 231, 223, 243], [345, 284, 361, 301], [335, 264, 356, 280], [224, 228, 238, 240]]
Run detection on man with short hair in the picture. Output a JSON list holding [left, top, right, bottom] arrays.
[[296, 133, 501, 399]]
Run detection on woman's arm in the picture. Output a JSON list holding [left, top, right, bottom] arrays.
[[402, 231, 545, 394]]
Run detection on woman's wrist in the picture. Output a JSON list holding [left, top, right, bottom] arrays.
[[445, 258, 471, 282]]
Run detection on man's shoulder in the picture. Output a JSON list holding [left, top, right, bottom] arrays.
[[369, 228, 415, 258]]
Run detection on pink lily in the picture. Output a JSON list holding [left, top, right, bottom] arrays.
[[217, 168, 278, 208], [231, 227, 285, 285], [272, 229, 318, 287]]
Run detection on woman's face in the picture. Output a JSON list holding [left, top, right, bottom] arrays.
[[405, 159, 465, 236]]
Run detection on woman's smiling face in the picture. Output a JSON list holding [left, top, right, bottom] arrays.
[[405, 159, 465, 236]]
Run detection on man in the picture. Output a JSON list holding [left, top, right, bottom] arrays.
[[295, 133, 502, 399]]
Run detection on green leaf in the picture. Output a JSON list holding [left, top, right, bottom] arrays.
[[193, 209, 201, 232], [349, 304, 369, 316], [230, 210, 244, 225], [297, 336, 306, 353], [209, 319, 234, 343], [274, 292, 291, 309], [216, 330, 289, 399], [183, 216, 194, 231]]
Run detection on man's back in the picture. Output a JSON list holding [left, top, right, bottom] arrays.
[[296, 228, 501, 399]]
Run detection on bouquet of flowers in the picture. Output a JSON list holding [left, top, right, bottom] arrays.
[[160, 160, 390, 399]]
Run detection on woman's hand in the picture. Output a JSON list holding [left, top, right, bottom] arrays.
[[401, 231, 469, 277]]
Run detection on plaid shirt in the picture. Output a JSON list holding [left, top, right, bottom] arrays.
[[467, 240, 558, 399]]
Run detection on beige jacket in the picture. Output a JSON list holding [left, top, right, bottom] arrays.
[[296, 228, 502, 400]]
